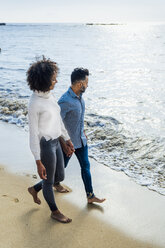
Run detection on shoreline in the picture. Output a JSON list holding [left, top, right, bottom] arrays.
[[0, 121, 165, 247], [0, 113, 164, 197]]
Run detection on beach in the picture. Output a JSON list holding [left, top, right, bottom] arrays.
[[0, 121, 165, 248], [1, 23, 165, 195]]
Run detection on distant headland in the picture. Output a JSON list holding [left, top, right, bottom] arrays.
[[86, 23, 123, 26], [0, 23, 6, 26]]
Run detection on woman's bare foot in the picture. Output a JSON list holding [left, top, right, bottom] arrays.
[[88, 196, 106, 204], [28, 186, 41, 205], [54, 183, 69, 193], [51, 210, 72, 223]]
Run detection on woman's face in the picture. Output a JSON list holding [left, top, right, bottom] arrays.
[[49, 72, 58, 90]]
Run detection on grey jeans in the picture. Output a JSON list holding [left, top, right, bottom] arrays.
[[33, 137, 65, 211]]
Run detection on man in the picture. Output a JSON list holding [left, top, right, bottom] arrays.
[[55, 68, 105, 204]]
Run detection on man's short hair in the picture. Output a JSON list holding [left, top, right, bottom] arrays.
[[27, 56, 58, 92], [71, 68, 89, 85]]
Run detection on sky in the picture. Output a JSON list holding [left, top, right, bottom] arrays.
[[0, 0, 165, 23]]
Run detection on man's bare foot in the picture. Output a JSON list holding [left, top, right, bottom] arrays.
[[51, 210, 72, 223], [54, 183, 69, 193], [28, 186, 41, 205], [88, 196, 106, 204]]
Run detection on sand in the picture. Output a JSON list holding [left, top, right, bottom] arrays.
[[0, 121, 165, 248]]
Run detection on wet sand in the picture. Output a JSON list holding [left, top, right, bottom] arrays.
[[0, 121, 165, 248]]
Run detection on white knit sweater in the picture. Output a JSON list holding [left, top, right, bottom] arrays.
[[28, 91, 70, 160]]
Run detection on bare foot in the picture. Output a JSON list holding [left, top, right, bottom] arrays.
[[54, 183, 69, 193], [88, 196, 106, 204], [28, 187, 41, 205], [51, 210, 72, 223]]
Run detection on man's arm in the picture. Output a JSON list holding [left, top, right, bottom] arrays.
[[58, 99, 75, 156], [58, 99, 69, 120]]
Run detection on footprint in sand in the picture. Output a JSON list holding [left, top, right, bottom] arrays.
[[2, 194, 19, 203], [32, 174, 37, 179], [25, 173, 37, 179]]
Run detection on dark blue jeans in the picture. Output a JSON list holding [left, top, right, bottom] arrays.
[[63, 145, 94, 198]]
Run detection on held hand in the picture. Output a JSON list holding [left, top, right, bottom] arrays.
[[66, 146, 74, 157], [61, 141, 74, 157], [59, 137, 75, 157], [61, 142, 70, 156], [36, 160, 47, 179], [66, 140, 75, 152]]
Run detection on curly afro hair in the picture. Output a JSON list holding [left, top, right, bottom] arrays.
[[27, 56, 59, 92]]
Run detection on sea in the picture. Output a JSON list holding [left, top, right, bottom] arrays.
[[0, 22, 165, 195]]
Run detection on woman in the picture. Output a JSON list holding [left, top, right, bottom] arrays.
[[27, 57, 74, 223]]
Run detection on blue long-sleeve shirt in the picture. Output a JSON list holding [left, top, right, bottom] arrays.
[[58, 87, 87, 149]]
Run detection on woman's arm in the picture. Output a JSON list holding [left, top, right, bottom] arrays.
[[28, 103, 40, 160], [28, 102, 47, 179]]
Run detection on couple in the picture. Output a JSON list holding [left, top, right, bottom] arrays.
[[27, 57, 105, 224]]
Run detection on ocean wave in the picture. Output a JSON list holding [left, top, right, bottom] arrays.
[[85, 113, 165, 196], [0, 97, 28, 128], [0, 67, 25, 71]]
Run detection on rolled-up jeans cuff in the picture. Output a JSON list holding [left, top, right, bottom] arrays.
[[87, 192, 95, 199]]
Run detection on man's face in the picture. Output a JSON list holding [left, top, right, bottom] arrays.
[[79, 76, 88, 93]]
